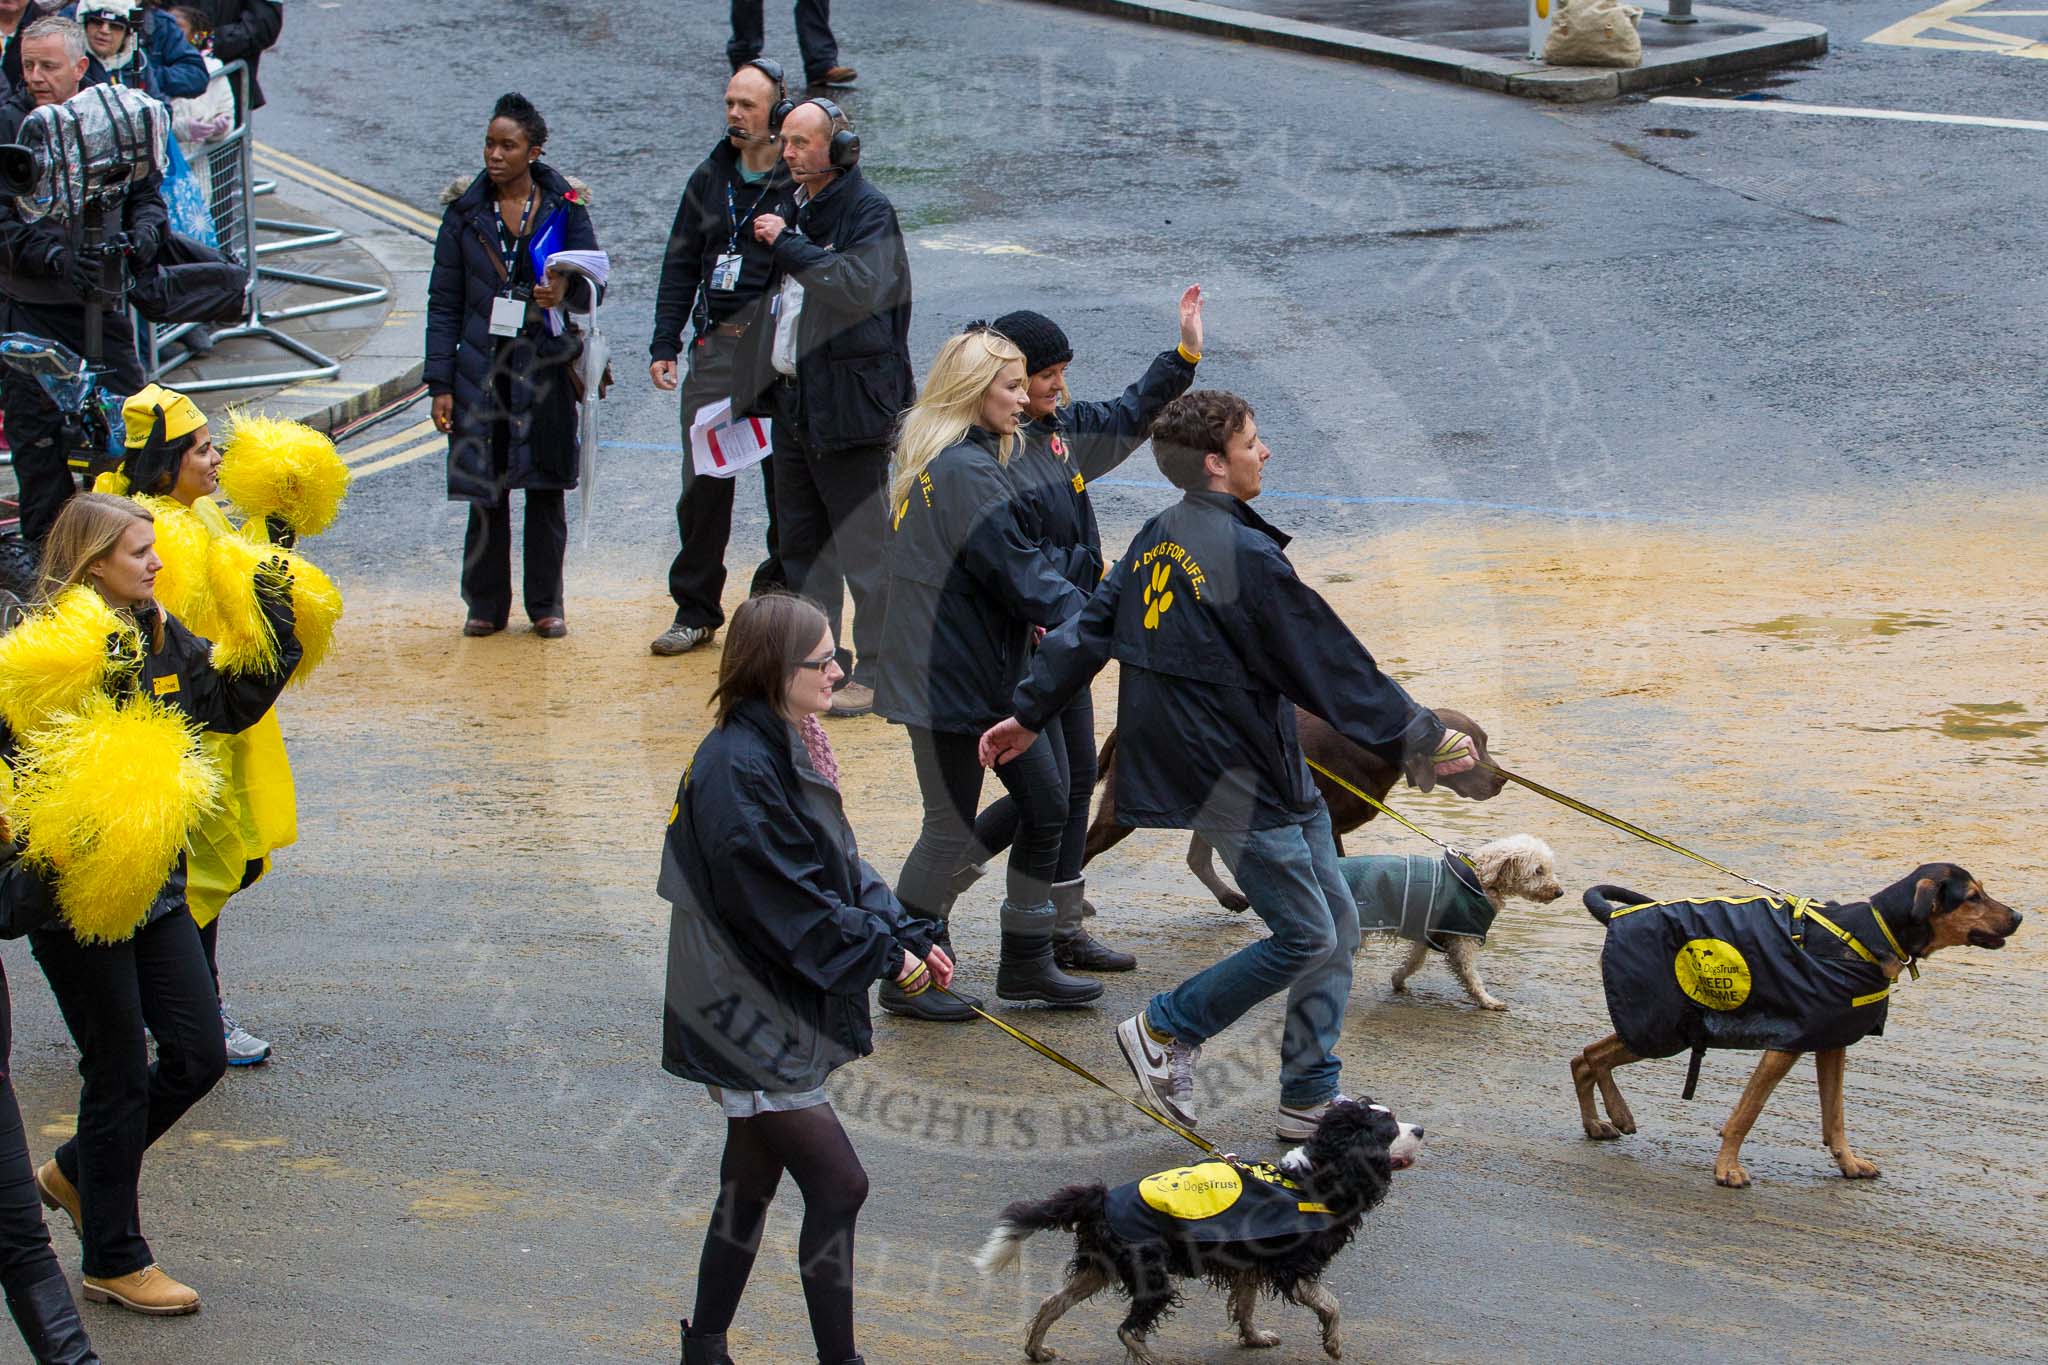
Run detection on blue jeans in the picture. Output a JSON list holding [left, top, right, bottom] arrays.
[[1147, 804, 1360, 1109]]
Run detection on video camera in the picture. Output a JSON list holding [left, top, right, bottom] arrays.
[[0, 82, 167, 464]]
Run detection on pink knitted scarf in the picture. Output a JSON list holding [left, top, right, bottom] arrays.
[[799, 713, 840, 789]]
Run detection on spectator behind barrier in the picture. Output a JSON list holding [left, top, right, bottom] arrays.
[[0, 15, 166, 545]]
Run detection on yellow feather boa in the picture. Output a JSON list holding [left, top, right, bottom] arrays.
[[205, 531, 342, 681], [0, 586, 142, 735], [12, 692, 220, 944], [0, 589, 221, 944], [218, 414, 351, 539]]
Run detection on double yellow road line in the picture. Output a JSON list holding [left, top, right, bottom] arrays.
[[252, 142, 442, 240], [342, 417, 441, 479]]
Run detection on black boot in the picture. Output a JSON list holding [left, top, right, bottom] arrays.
[[6, 1271, 100, 1365], [680, 1318, 733, 1365], [1050, 878, 1135, 972], [996, 902, 1103, 1006], [879, 918, 981, 1022]]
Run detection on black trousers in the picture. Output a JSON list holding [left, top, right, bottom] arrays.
[[460, 377, 568, 626], [769, 384, 888, 685], [669, 334, 783, 628], [728, 0, 839, 83], [895, 723, 1067, 925], [0, 299, 144, 547], [0, 966, 68, 1313], [972, 689, 1096, 884], [30, 909, 227, 1279]]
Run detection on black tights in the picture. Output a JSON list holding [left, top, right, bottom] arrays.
[[692, 1105, 869, 1362]]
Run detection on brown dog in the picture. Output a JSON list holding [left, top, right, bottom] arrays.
[[1572, 864, 2021, 1187], [1083, 707, 1506, 910]]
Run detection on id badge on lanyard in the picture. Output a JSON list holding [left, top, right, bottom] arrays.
[[711, 181, 762, 293], [490, 188, 539, 337], [489, 294, 525, 338]]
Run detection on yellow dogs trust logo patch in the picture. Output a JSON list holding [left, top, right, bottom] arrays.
[[1675, 937, 1752, 1010], [1139, 1162, 1243, 1221], [1142, 561, 1175, 629], [152, 673, 181, 697]]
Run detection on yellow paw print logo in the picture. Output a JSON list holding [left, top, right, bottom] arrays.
[[1142, 561, 1175, 630]]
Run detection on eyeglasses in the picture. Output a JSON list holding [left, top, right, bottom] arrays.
[[794, 651, 838, 672]]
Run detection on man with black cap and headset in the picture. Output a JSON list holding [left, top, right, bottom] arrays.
[[730, 93, 911, 718], [646, 57, 793, 657]]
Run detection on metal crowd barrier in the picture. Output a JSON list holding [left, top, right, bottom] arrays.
[[143, 60, 388, 391]]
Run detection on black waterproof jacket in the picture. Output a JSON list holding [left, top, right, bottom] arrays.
[[875, 429, 1087, 735], [0, 83, 168, 309], [1013, 491, 1445, 832], [729, 165, 913, 455], [649, 138, 791, 362], [0, 603, 299, 941], [660, 698, 936, 1092], [425, 164, 598, 505], [1011, 348, 1196, 591]]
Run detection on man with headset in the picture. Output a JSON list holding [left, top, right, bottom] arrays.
[[731, 96, 911, 717], [646, 57, 791, 657]]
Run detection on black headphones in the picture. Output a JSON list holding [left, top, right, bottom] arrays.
[[745, 57, 788, 101], [768, 95, 860, 169]]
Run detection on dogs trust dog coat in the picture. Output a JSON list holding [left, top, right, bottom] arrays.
[[1597, 892, 1896, 1059], [1338, 852, 1495, 948], [1105, 1161, 1336, 1247]]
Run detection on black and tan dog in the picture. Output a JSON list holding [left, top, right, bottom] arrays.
[[974, 1100, 1421, 1363], [1086, 707, 1507, 912], [1572, 863, 2021, 1187]]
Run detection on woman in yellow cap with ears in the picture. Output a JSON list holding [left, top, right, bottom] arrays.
[[0, 492, 301, 1316], [92, 385, 349, 1068]]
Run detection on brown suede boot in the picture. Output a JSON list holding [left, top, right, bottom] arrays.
[[80, 1265, 200, 1316], [35, 1160, 79, 1237]]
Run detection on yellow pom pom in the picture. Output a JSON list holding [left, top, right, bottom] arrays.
[[133, 495, 220, 637], [204, 532, 343, 683], [12, 692, 220, 945], [0, 587, 141, 735], [218, 414, 351, 539]]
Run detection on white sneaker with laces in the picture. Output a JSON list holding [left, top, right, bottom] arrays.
[[221, 1004, 271, 1067], [1275, 1093, 1352, 1141], [1116, 1012, 1199, 1129]]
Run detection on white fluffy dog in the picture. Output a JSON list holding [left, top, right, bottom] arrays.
[[1340, 834, 1562, 1011]]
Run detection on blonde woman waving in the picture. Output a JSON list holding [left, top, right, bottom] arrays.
[[872, 326, 1096, 1020]]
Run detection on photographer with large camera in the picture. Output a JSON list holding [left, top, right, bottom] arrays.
[[0, 15, 162, 546]]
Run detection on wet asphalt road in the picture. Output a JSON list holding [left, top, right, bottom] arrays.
[[3, 1, 2045, 1362]]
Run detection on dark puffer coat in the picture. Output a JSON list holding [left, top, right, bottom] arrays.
[[660, 698, 936, 1092], [425, 164, 598, 507]]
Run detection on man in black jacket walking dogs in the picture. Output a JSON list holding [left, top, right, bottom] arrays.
[[982, 391, 1481, 1143], [731, 98, 912, 718], [648, 59, 791, 657]]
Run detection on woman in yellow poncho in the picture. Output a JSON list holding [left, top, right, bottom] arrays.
[[92, 385, 346, 1068]]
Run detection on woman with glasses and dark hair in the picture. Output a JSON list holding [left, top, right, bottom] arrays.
[[660, 591, 952, 1365]]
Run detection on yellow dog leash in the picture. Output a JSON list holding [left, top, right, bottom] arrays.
[[929, 987, 1227, 1159]]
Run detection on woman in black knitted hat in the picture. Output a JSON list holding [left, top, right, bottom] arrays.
[[962, 285, 1205, 974]]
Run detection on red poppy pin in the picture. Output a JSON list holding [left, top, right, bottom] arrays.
[[1050, 434, 1069, 459], [564, 187, 589, 206]]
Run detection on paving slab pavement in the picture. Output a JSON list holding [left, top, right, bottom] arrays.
[[1031, 0, 1829, 99]]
